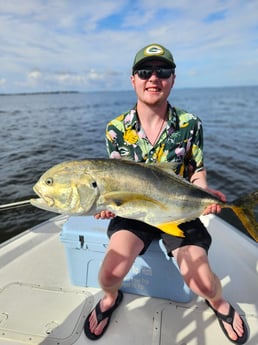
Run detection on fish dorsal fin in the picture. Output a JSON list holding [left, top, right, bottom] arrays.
[[98, 191, 167, 209], [144, 162, 179, 176], [157, 221, 185, 238]]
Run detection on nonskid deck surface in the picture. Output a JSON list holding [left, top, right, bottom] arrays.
[[0, 215, 257, 344]]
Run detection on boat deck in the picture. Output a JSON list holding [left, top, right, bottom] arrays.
[[0, 215, 257, 345]]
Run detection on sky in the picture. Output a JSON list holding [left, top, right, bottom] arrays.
[[0, 0, 258, 93]]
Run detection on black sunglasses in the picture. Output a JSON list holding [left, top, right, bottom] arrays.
[[134, 67, 174, 80]]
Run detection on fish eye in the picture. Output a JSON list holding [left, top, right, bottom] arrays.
[[45, 177, 54, 186]]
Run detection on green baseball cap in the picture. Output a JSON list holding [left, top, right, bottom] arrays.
[[132, 43, 176, 72]]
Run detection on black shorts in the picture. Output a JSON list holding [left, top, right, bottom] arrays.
[[107, 217, 212, 256]]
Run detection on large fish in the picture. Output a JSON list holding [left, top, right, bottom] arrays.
[[31, 159, 258, 241]]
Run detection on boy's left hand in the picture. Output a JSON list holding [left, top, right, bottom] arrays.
[[202, 188, 227, 215]]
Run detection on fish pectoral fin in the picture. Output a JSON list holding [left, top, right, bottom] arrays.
[[157, 222, 185, 238], [99, 191, 167, 209]]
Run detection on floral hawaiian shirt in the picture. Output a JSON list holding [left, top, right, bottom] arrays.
[[106, 103, 205, 180]]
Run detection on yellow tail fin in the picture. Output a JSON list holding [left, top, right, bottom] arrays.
[[230, 191, 258, 242]]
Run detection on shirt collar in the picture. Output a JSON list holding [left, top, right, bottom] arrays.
[[125, 103, 178, 132], [166, 103, 178, 132]]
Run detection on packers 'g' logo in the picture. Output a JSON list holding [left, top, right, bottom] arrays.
[[144, 45, 164, 56]]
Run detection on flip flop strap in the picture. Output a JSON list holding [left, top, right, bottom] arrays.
[[213, 304, 235, 324], [95, 291, 122, 323]]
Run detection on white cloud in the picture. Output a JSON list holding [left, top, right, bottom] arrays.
[[0, 0, 257, 92], [28, 70, 42, 81], [0, 78, 6, 87], [15, 67, 123, 92]]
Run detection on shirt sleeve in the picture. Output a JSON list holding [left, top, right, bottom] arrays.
[[105, 121, 123, 159], [188, 118, 205, 173]]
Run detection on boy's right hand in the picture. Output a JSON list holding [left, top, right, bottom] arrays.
[[94, 210, 116, 219]]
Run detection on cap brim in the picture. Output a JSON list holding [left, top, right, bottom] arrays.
[[133, 56, 176, 71]]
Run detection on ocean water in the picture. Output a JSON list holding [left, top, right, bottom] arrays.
[[0, 87, 257, 243]]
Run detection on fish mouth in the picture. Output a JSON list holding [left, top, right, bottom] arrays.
[[30, 197, 49, 208], [30, 197, 60, 214], [33, 186, 55, 207]]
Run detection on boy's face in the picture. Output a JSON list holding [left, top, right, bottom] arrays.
[[131, 60, 175, 106]]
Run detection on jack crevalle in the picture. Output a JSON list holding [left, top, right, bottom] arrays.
[[31, 159, 258, 241]]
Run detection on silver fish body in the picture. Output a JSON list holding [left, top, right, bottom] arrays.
[[31, 159, 258, 240]]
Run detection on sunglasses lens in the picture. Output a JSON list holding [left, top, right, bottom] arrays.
[[157, 69, 173, 78], [136, 68, 173, 79], [136, 69, 152, 79]]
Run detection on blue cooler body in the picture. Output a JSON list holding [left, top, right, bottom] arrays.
[[60, 216, 193, 302]]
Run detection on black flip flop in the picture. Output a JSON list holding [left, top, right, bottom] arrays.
[[84, 290, 123, 340], [206, 300, 248, 344]]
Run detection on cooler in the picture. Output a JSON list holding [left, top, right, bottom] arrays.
[[60, 216, 193, 302]]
